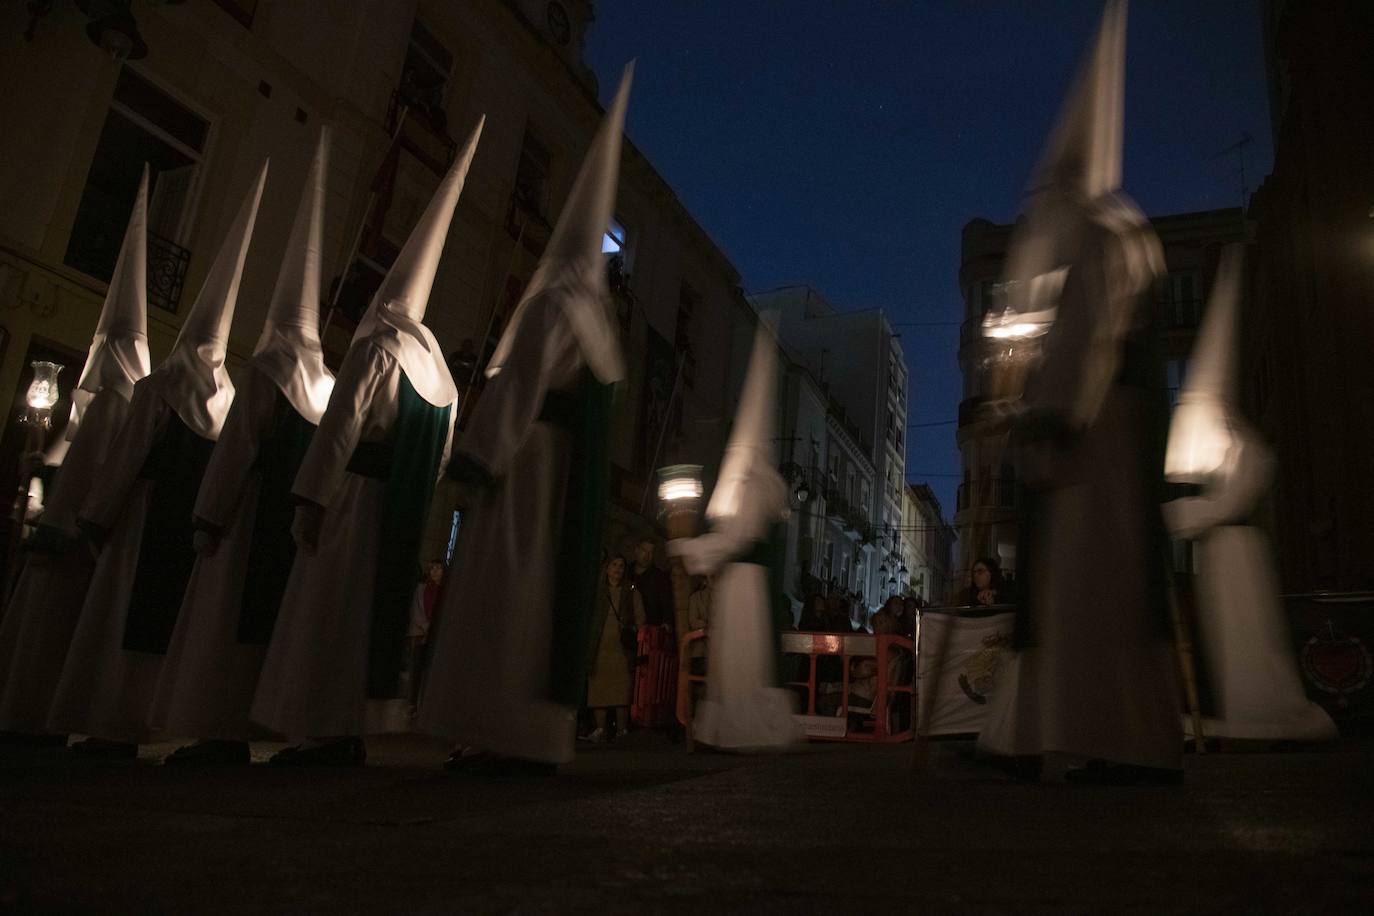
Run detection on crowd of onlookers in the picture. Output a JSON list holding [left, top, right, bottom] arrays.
[[400, 538, 1021, 742]]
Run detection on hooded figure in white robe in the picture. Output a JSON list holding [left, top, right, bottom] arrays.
[[668, 317, 801, 751], [975, 0, 1184, 779], [152, 131, 337, 756], [249, 119, 480, 755], [0, 167, 152, 737], [1162, 245, 1336, 741], [418, 66, 634, 773], [47, 163, 266, 749]]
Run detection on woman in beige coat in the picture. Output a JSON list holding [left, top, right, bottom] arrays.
[[585, 554, 643, 741]]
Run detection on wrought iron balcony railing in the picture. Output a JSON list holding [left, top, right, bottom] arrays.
[[66, 218, 189, 314]]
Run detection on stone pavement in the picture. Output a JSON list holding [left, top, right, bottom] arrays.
[[2, 733, 1372, 914]]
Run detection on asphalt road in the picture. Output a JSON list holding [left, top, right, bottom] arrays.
[[2, 733, 1371, 913]]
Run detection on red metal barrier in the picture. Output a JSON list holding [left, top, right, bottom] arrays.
[[676, 629, 915, 743], [631, 624, 677, 728]]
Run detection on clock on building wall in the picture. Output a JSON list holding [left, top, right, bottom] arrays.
[[546, 1, 571, 46]]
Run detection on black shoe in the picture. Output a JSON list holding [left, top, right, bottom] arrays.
[[269, 738, 365, 767], [1065, 760, 1183, 786], [975, 751, 1043, 781], [164, 740, 251, 767], [69, 737, 137, 759], [444, 747, 488, 772]]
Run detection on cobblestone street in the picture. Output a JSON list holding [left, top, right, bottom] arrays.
[[3, 734, 1371, 913]]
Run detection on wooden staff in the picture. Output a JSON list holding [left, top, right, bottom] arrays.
[[1165, 542, 1207, 753], [663, 501, 699, 752]]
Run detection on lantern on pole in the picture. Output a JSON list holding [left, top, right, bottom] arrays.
[[24, 361, 62, 425], [657, 462, 702, 744]]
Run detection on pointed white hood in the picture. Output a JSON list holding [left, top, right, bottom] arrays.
[[71, 164, 153, 436], [352, 116, 484, 407], [487, 63, 633, 385], [158, 160, 267, 439], [252, 129, 334, 423], [987, 0, 1135, 338], [1165, 244, 1245, 483], [706, 313, 788, 541]]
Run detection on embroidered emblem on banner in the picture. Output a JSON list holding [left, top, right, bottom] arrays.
[[958, 633, 1013, 704], [1301, 627, 1371, 709]]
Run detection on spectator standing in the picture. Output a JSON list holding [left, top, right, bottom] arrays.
[[628, 536, 676, 731], [585, 555, 643, 741], [629, 537, 673, 628], [958, 557, 1011, 608], [403, 560, 445, 703], [798, 594, 827, 631]]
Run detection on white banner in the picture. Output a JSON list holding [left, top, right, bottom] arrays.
[[916, 612, 1016, 736]]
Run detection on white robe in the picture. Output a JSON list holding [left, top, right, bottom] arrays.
[[0, 388, 130, 733], [150, 365, 293, 740], [977, 211, 1183, 772], [1164, 433, 1336, 741], [419, 299, 584, 765], [672, 527, 801, 751], [251, 340, 453, 738], [47, 374, 212, 744]]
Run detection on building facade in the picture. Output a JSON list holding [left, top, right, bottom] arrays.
[[901, 482, 955, 606], [1244, 0, 1374, 594], [0, 0, 754, 566], [751, 285, 908, 607], [954, 208, 1247, 584]]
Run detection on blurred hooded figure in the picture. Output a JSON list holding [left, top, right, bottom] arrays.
[[668, 316, 801, 751], [419, 66, 634, 777], [975, 0, 1184, 783], [153, 130, 338, 766], [48, 163, 267, 755], [1162, 245, 1335, 742], [250, 119, 482, 766], [0, 167, 152, 740]]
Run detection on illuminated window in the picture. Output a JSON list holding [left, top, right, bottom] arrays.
[[602, 216, 627, 255]]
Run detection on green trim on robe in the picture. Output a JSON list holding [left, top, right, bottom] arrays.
[[236, 393, 318, 646], [367, 373, 451, 699], [122, 412, 217, 654], [545, 370, 615, 708]]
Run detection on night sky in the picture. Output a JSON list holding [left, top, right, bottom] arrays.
[[585, 0, 1273, 516]]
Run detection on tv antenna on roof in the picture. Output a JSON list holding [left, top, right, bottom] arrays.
[[1211, 132, 1254, 214]]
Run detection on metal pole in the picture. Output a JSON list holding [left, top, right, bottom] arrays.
[[640, 354, 687, 514]]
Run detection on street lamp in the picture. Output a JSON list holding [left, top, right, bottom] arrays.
[[10, 361, 62, 580], [24, 361, 62, 420]]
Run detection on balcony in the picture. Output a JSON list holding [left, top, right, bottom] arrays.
[[66, 218, 189, 314], [956, 477, 1021, 512], [146, 231, 191, 314]]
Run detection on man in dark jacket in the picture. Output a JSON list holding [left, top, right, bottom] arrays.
[[629, 537, 673, 628]]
